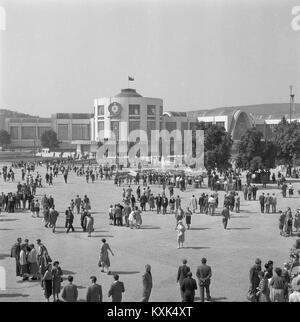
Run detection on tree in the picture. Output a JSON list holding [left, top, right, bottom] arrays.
[[193, 123, 233, 171], [0, 130, 11, 148], [272, 117, 300, 166], [236, 127, 277, 170], [40, 130, 59, 148]]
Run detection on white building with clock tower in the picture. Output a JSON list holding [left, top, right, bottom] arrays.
[[93, 88, 163, 150]]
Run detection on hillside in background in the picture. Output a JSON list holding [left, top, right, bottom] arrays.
[[0, 109, 37, 118], [187, 103, 300, 118]]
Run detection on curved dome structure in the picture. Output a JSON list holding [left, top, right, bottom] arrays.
[[229, 110, 254, 140], [115, 88, 143, 98]]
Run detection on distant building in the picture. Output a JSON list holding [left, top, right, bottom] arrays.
[[3, 113, 93, 152], [1, 92, 299, 154]]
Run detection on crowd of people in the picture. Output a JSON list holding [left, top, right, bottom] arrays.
[[248, 239, 300, 302], [1, 158, 300, 302]]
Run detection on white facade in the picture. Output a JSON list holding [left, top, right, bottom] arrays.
[[93, 89, 163, 142]]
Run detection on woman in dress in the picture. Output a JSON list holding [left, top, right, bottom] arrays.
[[99, 239, 114, 275], [176, 220, 186, 249], [27, 244, 39, 280], [256, 271, 270, 302], [294, 210, 300, 234], [269, 267, 286, 302], [286, 209, 293, 237], [34, 200, 40, 218], [52, 261, 63, 302], [148, 194, 155, 211], [135, 207, 142, 229], [19, 244, 29, 281], [84, 213, 94, 237], [42, 264, 53, 302], [185, 207, 192, 230], [128, 210, 136, 229]]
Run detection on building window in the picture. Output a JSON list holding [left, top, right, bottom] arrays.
[[147, 105, 156, 117], [189, 122, 198, 130], [10, 126, 19, 139], [98, 121, 104, 132], [129, 105, 140, 117], [72, 124, 90, 140], [216, 121, 225, 128], [160, 106, 163, 116], [129, 120, 140, 133], [38, 127, 51, 139], [205, 122, 213, 127], [166, 122, 177, 132], [98, 105, 104, 116], [58, 124, 69, 141], [56, 113, 70, 119], [97, 121, 104, 140], [110, 121, 119, 139], [21, 127, 36, 139]]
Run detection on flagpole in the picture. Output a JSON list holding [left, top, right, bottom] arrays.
[[290, 85, 294, 123]]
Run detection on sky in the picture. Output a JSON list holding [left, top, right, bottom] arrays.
[[0, 0, 300, 117]]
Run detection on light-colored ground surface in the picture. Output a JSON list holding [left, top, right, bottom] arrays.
[[0, 165, 299, 302]]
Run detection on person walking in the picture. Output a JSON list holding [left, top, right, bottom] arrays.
[[234, 193, 240, 213], [259, 193, 265, 214], [141, 264, 152, 302], [108, 274, 125, 302], [256, 271, 270, 302], [19, 244, 29, 281], [177, 259, 191, 301], [86, 276, 103, 302], [269, 268, 286, 302], [84, 213, 94, 237], [176, 220, 186, 249], [278, 211, 286, 236], [294, 209, 300, 234], [61, 276, 78, 302], [99, 238, 114, 274], [271, 193, 277, 213], [265, 193, 271, 214], [249, 258, 262, 302], [66, 207, 75, 233], [52, 261, 63, 302], [190, 195, 197, 213], [196, 257, 212, 302], [10, 237, 22, 278], [221, 205, 230, 230], [185, 207, 192, 230], [181, 272, 197, 302], [286, 208, 293, 237], [75, 195, 81, 214], [289, 275, 300, 302], [27, 244, 39, 280], [42, 264, 53, 302], [49, 207, 59, 233]]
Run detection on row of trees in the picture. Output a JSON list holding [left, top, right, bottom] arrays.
[[0, 129, 59, 149], [1, 117, 300, 172], [236, 117, 300, 171]]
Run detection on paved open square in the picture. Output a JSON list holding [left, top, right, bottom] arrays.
[[0, 165, 299, 302]]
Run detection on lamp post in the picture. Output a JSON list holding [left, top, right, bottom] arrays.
[[289, 85, 295, 123]]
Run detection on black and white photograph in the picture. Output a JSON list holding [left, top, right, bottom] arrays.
[[0, 0, 300, 308]]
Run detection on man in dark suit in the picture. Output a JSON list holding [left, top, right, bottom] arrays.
[[108, 274, 125, 302], [142, 264, 152, 302], [181, 272, 197, 302], [196, 257, 212, 302], [155, 194, 162, 214], [259, 193, 265, 213], [249, 258, 261, 301], [177, 259, 191, 301], [86, 276, 103, 302]]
